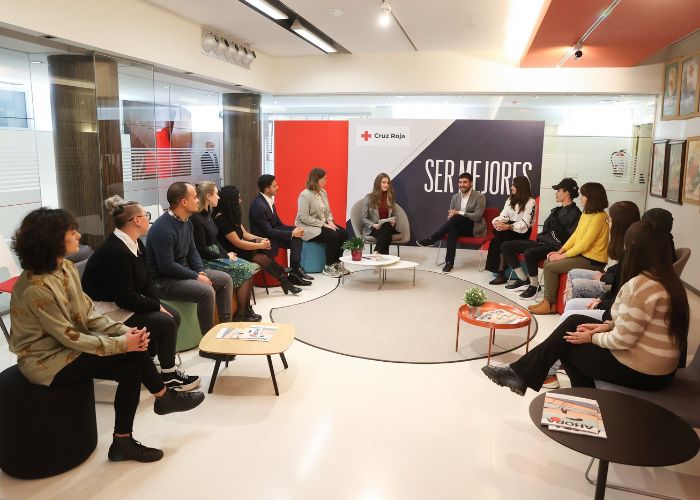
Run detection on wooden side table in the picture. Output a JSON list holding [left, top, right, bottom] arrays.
[[199, 322, 294, 395], [455, 302, 532, 364]]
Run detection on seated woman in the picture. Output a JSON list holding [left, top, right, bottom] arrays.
[[295, 168, 349, 278], [213, 185, 302, 295], [190, 182, 260, 322], [486, 176, 536, 284], [82, 196, 199, 392], [9, 208, 204, 462], [361, 172, 399, 255], [642, 208, 676, 262], [529, 182, 609, 315], [483, 221, 689, 395], [564, 201, 640, 302]]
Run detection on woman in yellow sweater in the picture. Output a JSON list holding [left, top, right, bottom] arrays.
[[483, 221, 689, 395], [529, 182, 609, 315]]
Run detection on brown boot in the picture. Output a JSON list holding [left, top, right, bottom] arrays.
[[528, 299, 556, 315]]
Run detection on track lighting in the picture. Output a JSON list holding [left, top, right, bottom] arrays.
[[201, 28, 256, 69], [379, 0, 392, 27]]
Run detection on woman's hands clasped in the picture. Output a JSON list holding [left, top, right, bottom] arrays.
[[125, 327, 150, 352], [563, 322, 611, 344]]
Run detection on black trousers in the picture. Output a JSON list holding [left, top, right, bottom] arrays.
[[369, 222, 399, 254], [52, 351, 165, 434], [271, 236, 303, 268], [485, 230, 530, 273], [124, 302, 180, 369], [430, 216, 475, 264], [511, 315, 676, 391], [501, 240, 559, 277], [310, 225, 349, 265]]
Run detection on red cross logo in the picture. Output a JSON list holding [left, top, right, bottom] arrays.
[[361, 130, 371, 141]]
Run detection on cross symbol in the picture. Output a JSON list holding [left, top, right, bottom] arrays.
[[361, 130, 371, 141]]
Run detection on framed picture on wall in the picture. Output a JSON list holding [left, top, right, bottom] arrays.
[[650, 140, 669, 198], [662, 59, 681, 120], [682, 136, 700, 205], [679, 54, 700, 118], [665, 140, 686, 204]]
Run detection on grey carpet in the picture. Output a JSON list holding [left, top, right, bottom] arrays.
[[271, 269, 538, 364]]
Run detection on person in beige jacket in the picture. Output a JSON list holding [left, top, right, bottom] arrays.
[[295, 168, 349, 277], [9, 208, 204, 463], [481, 221, 689, 396]]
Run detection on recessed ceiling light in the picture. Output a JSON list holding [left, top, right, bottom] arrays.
[[241, 0, 288, 20], [329, 7, 346, 17], [291, 19, 337, 53]]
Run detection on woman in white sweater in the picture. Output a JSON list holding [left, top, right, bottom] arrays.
[[482, 221, 689, 395], [486, 176, 537, 284]]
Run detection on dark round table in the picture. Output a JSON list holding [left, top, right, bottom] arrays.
[[529, 387, 699, 500]]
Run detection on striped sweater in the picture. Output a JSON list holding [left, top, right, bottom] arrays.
[[592, 274, 680, 375]]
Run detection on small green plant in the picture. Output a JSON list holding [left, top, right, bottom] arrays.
[[342, 236, 365, 251], [463, 287, 487, 306]]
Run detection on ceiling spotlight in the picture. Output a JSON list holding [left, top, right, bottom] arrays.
[[573, 43, 583, 60], [215, 37, 227, 56], [226, 42, 239, 61], [202, 32, 217, 52], [379, 0, 392, 27]]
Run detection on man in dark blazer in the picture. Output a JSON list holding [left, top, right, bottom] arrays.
[[417, 172, 486, 272], [249, 174, 312, 286]]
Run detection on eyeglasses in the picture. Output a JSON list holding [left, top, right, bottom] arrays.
[[129, 212, 152, 222]]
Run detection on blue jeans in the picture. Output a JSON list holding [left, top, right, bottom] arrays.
[[566, 268, 609, 300]]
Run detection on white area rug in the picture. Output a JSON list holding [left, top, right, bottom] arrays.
[[271, 269, 538, 363]]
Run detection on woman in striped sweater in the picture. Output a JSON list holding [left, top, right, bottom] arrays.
[[482, 220, 689, 395]]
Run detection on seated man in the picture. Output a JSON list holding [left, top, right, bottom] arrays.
[[416, 172, 486, 272], [249, 174, 312, 286], [146, 182, 233, 335], [500, 178, 581, 298]]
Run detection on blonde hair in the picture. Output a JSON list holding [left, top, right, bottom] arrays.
[[196, 181, 218, 210]]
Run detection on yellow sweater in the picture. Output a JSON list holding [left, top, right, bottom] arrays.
[[560, 211, 609, 262]]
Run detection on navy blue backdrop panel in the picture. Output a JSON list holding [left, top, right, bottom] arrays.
[[390, 120, 544, 244]]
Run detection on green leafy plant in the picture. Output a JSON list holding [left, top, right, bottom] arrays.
[[342, 236, 365, 251], [463, 287, 487, 306]]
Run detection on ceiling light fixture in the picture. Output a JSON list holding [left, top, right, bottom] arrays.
[[556, 0, 621, 67], [240, 0, 288, 20], [291, 19, 337, 53], [379, 0, 392, 27], [201, 28, 257, 69]]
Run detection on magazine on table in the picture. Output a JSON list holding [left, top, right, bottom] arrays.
[[541, 392, 606, 438], [474, 309, 522, 324], [361, 254, 392, 262], [215, 325, 278, 342], [377, 217, 396, 226]]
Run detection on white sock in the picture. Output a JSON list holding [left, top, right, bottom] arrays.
[[514, 268, 527, 280], [161, 366, 176, 374], [529, 276, 539, 287]]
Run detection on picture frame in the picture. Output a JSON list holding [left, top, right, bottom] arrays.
[[662, 59, 681, 120], [665, 140, 686, 204], [682, 136, 700, 205], [679, 53, 700, 118], [650, 140, 669, 198]]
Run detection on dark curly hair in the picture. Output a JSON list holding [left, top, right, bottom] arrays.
[[12, 208, 78, 274], [212, 185, 242, 227]]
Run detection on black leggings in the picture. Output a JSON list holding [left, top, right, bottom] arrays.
[[124, 303, 180, 369], [501, 240, 558, 277], [485, 229, 530, 273], [309, 225, 349, 265], [511, 315, 676, 391], [52, 351, 165, 434], [369, 222, 399, 254]]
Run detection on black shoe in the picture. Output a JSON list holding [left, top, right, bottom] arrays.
[[481, 365, 527, 396], [417, 237, 436, 247], [154, 389, 205, 415], [505, 278, 530, 290], [108, 435, 163, 463], [519, 285, 538, 299], [442, 262, 453, 272], [280, 276, 302, 295], [161, 369, 201, 392], [293, 266, 314, 281], [288, 272, 312, 286], [489, 273, 507, 285]]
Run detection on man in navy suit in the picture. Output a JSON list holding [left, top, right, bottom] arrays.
[[249, 174, 312, 286]]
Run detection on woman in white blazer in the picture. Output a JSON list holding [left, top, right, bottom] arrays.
[[361, 173, 398, 255], [295, 168, 349, 278]]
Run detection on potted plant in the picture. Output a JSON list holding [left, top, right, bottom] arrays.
[[342, 236, 365, 261], [463, 287, 487, 317]]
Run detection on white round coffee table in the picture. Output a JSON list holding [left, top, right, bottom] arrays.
[[339, 255, 417, 289]]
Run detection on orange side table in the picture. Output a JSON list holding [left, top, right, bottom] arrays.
[[456, 301, 532, 365]]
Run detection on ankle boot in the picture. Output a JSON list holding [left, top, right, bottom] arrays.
[[246, 305, 262, 322], [280, 276, 302, 295], [528, 299, 557, 315]]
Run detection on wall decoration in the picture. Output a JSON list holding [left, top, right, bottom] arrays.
[[682, 136, 700, 205], [665, 140, 686, 204], [610, 149, 627, 177], [679, 54, 700, 118], [650, 140, 669, 198], [662, 60, 680, 119]]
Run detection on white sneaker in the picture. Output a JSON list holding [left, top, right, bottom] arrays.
[[323, 265, 342, 278], [333, 262, 350, 275]]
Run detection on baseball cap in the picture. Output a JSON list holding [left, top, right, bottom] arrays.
[[552, 178, 579, 198]]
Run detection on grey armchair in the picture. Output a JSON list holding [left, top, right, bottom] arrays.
[[673, 247, 691, 277], [350, 199, 410, 256]]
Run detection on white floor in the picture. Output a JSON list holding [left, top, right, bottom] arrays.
[[0, 246, 698, 500]]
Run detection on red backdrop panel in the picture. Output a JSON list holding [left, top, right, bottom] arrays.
[[273, 121, 349, 225]]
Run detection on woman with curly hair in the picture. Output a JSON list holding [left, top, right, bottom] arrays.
[[9, 208, 204, 463], [190, 182, 261, 321]]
